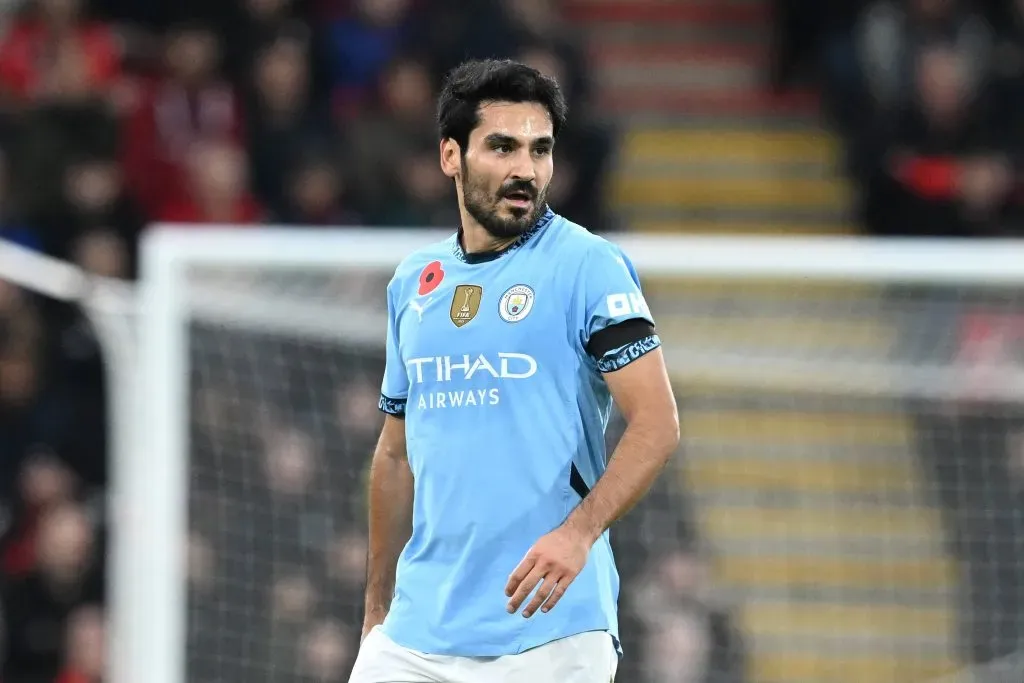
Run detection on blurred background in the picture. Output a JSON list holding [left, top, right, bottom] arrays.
[[3, 0, 1024, 682]]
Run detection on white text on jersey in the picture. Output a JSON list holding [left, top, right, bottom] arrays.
[[407, 353, 537, 383], [606, 292, 650, 317], [407, 353, 537, 411]]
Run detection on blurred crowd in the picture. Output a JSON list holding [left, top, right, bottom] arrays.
[[0, 0, 623, 681], [8, 0, 1024, 680], [776, 0, 1024, 669], [777, 0, 1024, 237]]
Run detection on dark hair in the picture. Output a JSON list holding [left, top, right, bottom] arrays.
[[436, 59, 568, 150]]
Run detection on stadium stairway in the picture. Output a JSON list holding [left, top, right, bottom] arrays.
[[566, 0, 855, 234], [642, 278, 963, 683], [563, 2, 963, 680]]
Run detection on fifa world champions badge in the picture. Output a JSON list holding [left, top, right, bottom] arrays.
[[450, 285, 483, 327]]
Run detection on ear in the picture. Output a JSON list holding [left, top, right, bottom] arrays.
[[440, 138, 461, 179]]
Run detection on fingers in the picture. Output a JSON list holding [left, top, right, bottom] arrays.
[[505, 554, 537, 598], [506, 565, 578, 616], [506, 565, 545, 614], [540, 581, 569, 613], [521, 575, 557, 618], [506, 539, 584, 617]]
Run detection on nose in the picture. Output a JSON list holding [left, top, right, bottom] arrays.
[[509, 148, 536, 182]]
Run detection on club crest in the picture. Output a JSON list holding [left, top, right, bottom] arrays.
[[450, 285, 483, 327], [499, 285, 535, 323]]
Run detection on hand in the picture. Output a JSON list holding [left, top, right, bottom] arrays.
[[504, 524, 593, 618], [958, 157, 1011, 213]]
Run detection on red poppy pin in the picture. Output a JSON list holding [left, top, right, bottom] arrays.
[[418, 260, 444, 296]]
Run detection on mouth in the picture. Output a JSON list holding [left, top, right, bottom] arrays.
[[502, 191, 533, 209]]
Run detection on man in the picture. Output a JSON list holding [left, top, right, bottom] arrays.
[[350, 59, 679, 683]]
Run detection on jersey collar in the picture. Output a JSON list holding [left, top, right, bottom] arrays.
[[451, 206, 556, 264]]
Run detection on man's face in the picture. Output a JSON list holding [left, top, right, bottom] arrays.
[[916, 47, 965, 123], [457, 101, 554, 240]]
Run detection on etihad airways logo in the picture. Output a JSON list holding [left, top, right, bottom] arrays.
[[406, 352, 537, 410], [407, 353, 537, 383]]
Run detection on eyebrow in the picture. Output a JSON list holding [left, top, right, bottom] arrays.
[[484, 133, 555, 147]]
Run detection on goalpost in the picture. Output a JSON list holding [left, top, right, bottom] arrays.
[[6, 228, 1024, 683], [126, 227, 450, 683]]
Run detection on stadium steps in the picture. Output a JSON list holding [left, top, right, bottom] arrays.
[[566, 2, 959, 678], [642, 279, 960, 682], [612, 127, 855, 233], [679, 404, 959, 683], [565, 0, 856, 234], [567, 0, 791, 120], [569, 0, 819, 123]]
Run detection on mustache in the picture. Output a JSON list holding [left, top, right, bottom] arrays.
[[499, 181, 537, 199]]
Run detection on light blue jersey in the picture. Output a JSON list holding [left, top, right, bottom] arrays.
[[377, 207, 661, 657]]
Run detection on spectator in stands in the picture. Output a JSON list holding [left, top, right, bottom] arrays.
[[855, 41, 1013, 236], [325, 0, 414, 111], [121, 21, 242, 216], [10, 36, 120, 227], [186, 532, 215, 597], [326, 529, 366, 593], [299, 619, 351, 681], [856, 0, 992, 114], [279, 152, 359, 225], [413, 0, 514, 85], [633, 549, 748, 683], [221, 0, 330, 95], [499, 0, 592, 111], [23, 228, 128, 508], [157, 139, 263, 223], [272, 571, 316, 625], [267, 569, 318, 673], [344, 54, 453, 225], [0, 0, 121, 105], [0, 449, 73, 578], [1, 502, 103, 683], [33, 157, 143, 269], [382, 143, 458, 226], [324, 528, 369, 664], [264, 425, 318, 500], [55, 605, 105, 683], [246, 28, 334, 219]]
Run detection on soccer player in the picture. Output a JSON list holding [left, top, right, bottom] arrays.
[[349, 59, 680, 683]]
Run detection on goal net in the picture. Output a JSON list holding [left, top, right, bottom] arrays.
[[9, 230, 1024, 683]]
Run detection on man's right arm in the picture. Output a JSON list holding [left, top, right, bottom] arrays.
[[363, 413, 413, 639]]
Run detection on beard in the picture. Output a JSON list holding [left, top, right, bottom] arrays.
[[461, 159, 549, 241]]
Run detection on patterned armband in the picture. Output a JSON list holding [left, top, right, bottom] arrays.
[[378, 394, 407, 417], [596, 335, 662, 373]]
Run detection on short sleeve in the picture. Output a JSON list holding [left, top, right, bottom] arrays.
[[577, 241, 661, 373], [378, 278, 408, 417]]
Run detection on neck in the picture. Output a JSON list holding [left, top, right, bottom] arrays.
[[458, 208, 518, 255]]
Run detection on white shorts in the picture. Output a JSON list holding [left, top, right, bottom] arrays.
[[348, 627, 618, 683]]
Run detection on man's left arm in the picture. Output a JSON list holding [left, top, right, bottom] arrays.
[[563, 347, 680, 542], [505, 242, 680, 617]]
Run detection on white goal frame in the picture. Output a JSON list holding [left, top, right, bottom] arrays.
[[118, 227, 1024, 683]]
